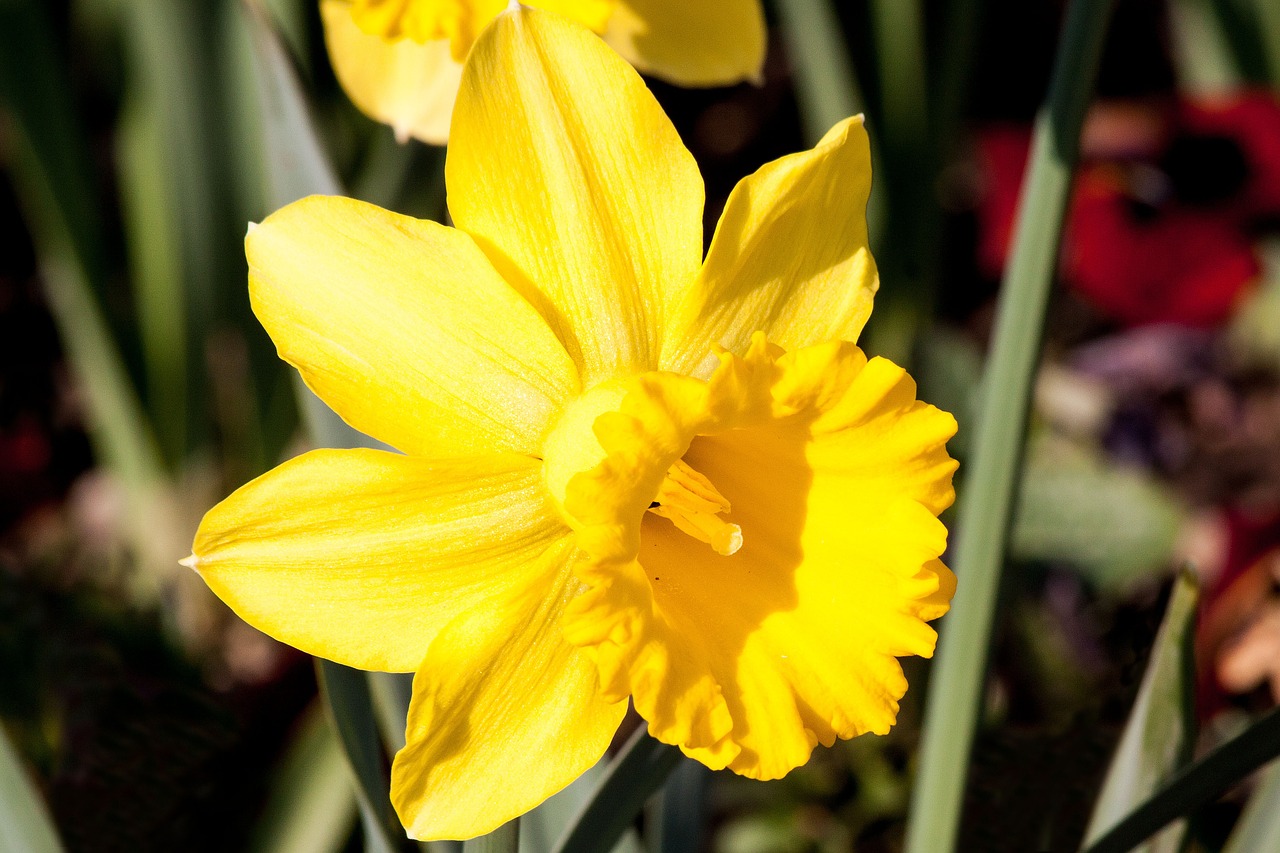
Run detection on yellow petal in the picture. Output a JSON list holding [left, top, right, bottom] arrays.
[[188, 448, 571, 672], [605, 0, 766, 87], [247, 195, 578, 457], [559, 339, 956, 778], [322, 0, 463, 145], [448, 6, 704, 385], [391, 562, 627, 840], [662, 117, 878, 375]]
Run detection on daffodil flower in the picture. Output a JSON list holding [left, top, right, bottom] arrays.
[[320, 0, 765, 143], [186, 6, 957, 840]]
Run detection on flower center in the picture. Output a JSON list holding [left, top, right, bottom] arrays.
[[648, 458, 742, 556], [541, 378, 630, 519], [541, 373, 742, 558]]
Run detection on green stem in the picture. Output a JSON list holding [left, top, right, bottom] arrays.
[[1084, 708, 1280, 853], [864, 0, 931, 363], [770, 0, 865, 145], [902, 0, 1117, 851], [868, 0, 928, 154], [648, 759, 710, 853], [463, 819, 519, 853], [771, 0, 892, 352], [933, 0, 988, 150], [315, 661, 402, 853], [551, 726, 683, 853]]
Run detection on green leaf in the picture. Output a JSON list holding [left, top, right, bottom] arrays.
[[115, 87, 188, 469], [367, 672, 414, 755], [516, 761, 642, 853], [1168, 0, 1243, 90], [1223, 760, 1280, 853], [240, 0, 387, 455], [1259, 0, 1280, 86], [463, 820, 518, 853], [316, 661, 403, 853], [242, 0, 342, 207], [1012, 435, 1185, 590], [0, 0, 174, 600], [552, 726, 682, 853], [0, 726, 63, 853], [119, 0, 245, 460], [647, 759, 711, 853], [769, 0, 865, 145], [1083, 707, 1280, 853], [903, 0, 1119, 850], [1083, 571, 1198, 851], [249, 704, 358, 853]]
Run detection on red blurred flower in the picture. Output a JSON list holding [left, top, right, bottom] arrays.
[[975, 92, 1280, 328]]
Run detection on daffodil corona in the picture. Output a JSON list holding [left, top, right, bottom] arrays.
[[321, 0, 766, 143], [187, 7, 957, 840]]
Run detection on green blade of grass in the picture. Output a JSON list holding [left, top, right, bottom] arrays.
[[902, 0, 1118, 851], [0, 726, 63, 853], [117, 0, 226, 325], [1083, 707, 1280, 853], [1083, 572, 1198, 851]]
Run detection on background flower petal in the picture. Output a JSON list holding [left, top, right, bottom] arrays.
[[189, 449, 571, 672], [247, 195, 579, 457], [321, 0, 462, 145], [604, 0, 765, 87], [447, 6, 704, 385], [662, 117, 878, 375], [391, 564, 628, 840]]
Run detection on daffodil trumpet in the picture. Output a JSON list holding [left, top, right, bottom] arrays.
[[186, 6, 957, 840], [321, 0, 767, 143]]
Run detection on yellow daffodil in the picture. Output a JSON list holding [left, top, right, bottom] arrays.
[[321, 0, 766, 143], [186, 6, 957, 841]]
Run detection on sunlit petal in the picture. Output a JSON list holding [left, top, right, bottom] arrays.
[[392, 563, 627, 840], [663, 117, 877, 375], [248, 195, 578, 456], [448, 6, 704, 383], [188, 449, 571, 672]]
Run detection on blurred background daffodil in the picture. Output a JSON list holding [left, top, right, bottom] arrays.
[[321, 0, 766, 143]]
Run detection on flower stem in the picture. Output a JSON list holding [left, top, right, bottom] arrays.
[[464, 819, 519, 853], [770, 0, 865, 146], [552, 725, 682, 853], [902, 0, 1117, 851]]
